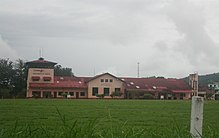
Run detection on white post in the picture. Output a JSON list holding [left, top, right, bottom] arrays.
[[190, 96, 204, 138]]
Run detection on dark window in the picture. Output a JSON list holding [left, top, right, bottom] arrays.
[[101, 79, 104, 82], [43, 91, 51, 98], [110, 79, 113, 82], [92, 87, 98, 96], [43, 77, 51, 81], [58, 92, 63, 96], [32, 76, 40, 81], [80, 92, 85, 96], [32, 91, 41, 97], [115, 88, 121, 92], [139, 92, 144, 96], [180, 93, 185, 99], [105, 79, 108, 82], [104, 88, 110, 96], [69, 92, 74, 96]]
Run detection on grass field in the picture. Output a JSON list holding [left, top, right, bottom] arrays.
[[0, 99, 219, 137]]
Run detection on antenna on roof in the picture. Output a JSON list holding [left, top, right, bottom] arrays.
[[42, 48, 44, 57], [39, 49, 41, 58], [93, 68, 96, 76], [39, 48, 43, 58], [137, 62, 140, 78]]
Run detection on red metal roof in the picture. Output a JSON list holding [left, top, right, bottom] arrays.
[[29, 75, 192, 93], [172, 90, 193, 93], [122, 77, 191, 92], [29, 76, 89, 89]]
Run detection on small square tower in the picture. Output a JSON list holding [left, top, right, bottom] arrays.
[[25, 57, 57, 97], [189, 73, 198, 96]]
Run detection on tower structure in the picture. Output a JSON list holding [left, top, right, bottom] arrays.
[[189, 73, 199, 96], [25, 57, 57, 97]]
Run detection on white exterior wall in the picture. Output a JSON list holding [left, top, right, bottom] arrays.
[[27, 68, 54, 97], [87, 74, 124, 98]]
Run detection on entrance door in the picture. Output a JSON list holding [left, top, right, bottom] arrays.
[[43, 92, 51, 98], [76, 92, 79, 99], [54, 92, 57, 98]]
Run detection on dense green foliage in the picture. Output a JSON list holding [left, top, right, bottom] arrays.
[[54, 65, 74, 76], [0, 59, 15, 89], [110, 91, 123, 98], [144, 93, 154, 99], [0, 100, 218, 137], [96, 94, 105, 98], [0, 59, 27, 98]]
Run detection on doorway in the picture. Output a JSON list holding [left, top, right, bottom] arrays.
[[54, 92, 57, 98], [76, 92, 79, 99]]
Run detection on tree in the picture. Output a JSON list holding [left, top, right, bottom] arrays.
[[61, 92, 68, 99], [144, 93, 154, 99], [13, 59, 27, 97], [0, 58, 15, 98], [110, 91, 123, 98], [96, 94, 105, 99], [54, 65, 74, 76], [0, 58, 15, 88]]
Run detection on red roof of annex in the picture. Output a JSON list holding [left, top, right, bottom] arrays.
[[29, 75, 192, 93]]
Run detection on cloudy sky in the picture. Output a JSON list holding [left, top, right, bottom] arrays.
[[0, 0, 219, 78]]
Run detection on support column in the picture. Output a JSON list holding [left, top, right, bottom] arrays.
[[51, 91, 54, 98], [190, 96, 204, 138], [40, 91, 43, 98]]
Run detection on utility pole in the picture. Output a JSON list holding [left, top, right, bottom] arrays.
[[190, 73, 203, 138]]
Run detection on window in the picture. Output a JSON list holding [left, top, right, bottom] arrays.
[[80, 92, 85, 96], [115, 88, 121, 92], [69, 92, 74, 96], [104, 88, 110, 96], [92, 87, 98, 96], [110, 79, 113, 82], [101, 79, 104, 82], [32, 76, 40, 81], [43, 91, 51, 98], [105, 79, 108, 82], [139, 92, 144, 96], [58, 92, 63, 96], [43, 77, 51, 81], [32, 91, 41, 97]]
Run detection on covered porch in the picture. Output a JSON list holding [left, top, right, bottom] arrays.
[[28, 87, 88, 99]]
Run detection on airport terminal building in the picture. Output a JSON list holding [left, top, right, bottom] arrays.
[[26, 58, 194, 100]]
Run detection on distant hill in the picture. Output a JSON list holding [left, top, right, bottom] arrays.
[[183, 73, 219, 86]]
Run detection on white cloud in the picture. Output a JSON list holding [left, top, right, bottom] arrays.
[[0, 35, 18, 60], [0, 0, 219, 78]]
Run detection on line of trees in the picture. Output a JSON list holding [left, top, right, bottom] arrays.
[[0, 58, 27, 98], [54, 65, 74, 76], [0, 58, 74, 98]]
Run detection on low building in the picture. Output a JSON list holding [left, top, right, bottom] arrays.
[[208, 82, 219, 100], [26, 58, 193, 99]]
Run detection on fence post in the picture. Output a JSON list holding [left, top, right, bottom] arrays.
[[190, 96, 204, 138]]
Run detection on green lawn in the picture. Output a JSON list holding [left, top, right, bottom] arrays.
[[0, 99, 219, 137]]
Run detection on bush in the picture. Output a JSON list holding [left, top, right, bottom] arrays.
[[144, 93, 154, 99], [0, 89, 11, 98], [110, 91, 123, 98], [96, 94, 105, 99], [61, 92, 68, 98]]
